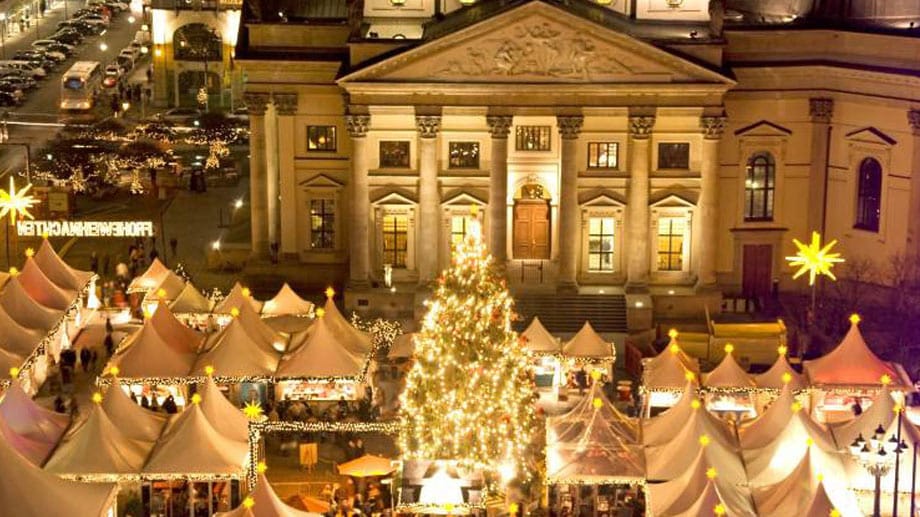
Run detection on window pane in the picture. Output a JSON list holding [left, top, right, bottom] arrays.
[[307, 126, 336, 151], [516, 126, 551, 151], [602, 218, 614, 233], [380, 141, 410, 168], [657, 143, 690, 169], [448, 142, 480, 169]]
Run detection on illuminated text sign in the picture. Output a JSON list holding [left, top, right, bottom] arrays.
[[17, 220, 155, 237]]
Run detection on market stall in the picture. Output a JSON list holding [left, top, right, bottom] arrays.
[[127, 258, 174, 294], [640, 332, 700, 415], [216, 468, 318, 517], [102, 378, 168, 442], [0, 381, 69, 465], [214, 282, 263, 316], [701, 344, 757, 420], [18, 255, 77, 311], [646, 449, 750, 516], [191, 314, 283, 378], [169, 282, 216, 328], [33, 239, 94, 292], [261, 283, 314, 317], [520, 317, 564, 392]]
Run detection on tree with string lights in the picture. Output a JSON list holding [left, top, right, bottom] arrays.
[[398, 215, 538, 492]]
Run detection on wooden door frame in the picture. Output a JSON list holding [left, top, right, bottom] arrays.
[[512, 198, 552, 260]]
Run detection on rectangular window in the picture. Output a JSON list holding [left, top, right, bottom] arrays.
[[658, 143, 690, 169], [382, 214, 408, 268], [379, 141, 410, 168], [587, 142, 619, 169], [310, 199, 335, 249], [587, 217, 615, 272], [307, 126, 336, 151], [657, 217, 685, 271], [448, 142, 480, 169], [515, 126, 551, 151], [450, 215, 475, 248]]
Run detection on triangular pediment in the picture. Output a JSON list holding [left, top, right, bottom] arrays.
[[650, 191, 697, 208], [371, 190, 417, 205], [846, 127, 897, 146], [734, 120, 792, 137], [579, 190, 626, 207], [442, 190, 487, 206], [299, 174, 344, 189], [340, 2, 732, 86]]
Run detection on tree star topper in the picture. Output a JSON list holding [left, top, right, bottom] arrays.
[[785, 231, 844, 286], [0, 177, 38, 225]]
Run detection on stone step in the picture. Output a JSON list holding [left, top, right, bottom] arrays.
[[513, 294, 628, 334]]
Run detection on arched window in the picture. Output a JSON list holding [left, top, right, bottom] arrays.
[[744, 152, 775, 221], [855, 157, 882, 232], [173, 23, 222, 61]]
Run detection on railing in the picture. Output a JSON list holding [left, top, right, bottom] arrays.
[[150, 0, 242, 11]]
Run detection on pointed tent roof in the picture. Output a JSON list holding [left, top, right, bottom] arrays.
[[642, 336, 700, 391], [830, 386, 896, 450], [0, 348, 25, 382], [755, 353, 807, 391], [337, 454, 398, 477], [0, 275, 62, 331], [33, 239, 93, 292], [546, 381, 643, 483], [803, 316, 903, 387], [752, 450, 860, 517], [738, 384, 797, 450], [169, 282, 215, 314], [143, 403, 248, 476], [562, 322, 613, 359], [388, 333, 416, 359], [193, 317, 281, 377], [101, 382, 168, 442], [276, 314, 365, 378], [44, 403, 152, 476], [702, 349, 755, 389], [0, 303, 45, 357], [521, 317, 561, 355], [675, 480, 730, 517], [641, 383, 709, 447], [0, 382, 69, 446], [0, 270, 9, 289], [0, 407, 58, 466], [18, 257, 77, 311], [150, 304, 204, 350], [262, 283, 314, 317], [321, 297, 372, 356], [743, 409, 839, 487], [215, 473, 317, 517], [198, 377, 251, 443], [214, 282, 264, 314], [0, 421, 117, 517], [237, 302, 285, 349], [107, 310, 200, 378], [647, 450, 755, 517], [127, 257, 171, 293], [143, 269, 186, 303]]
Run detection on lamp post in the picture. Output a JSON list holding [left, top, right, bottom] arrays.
[[850, 423, 908, 517]]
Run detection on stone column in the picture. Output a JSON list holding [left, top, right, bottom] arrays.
[[697, 114, 726, 289], [273, 92, 298, 259], [907, 109, 920, 260], [487, 115, 513, 264], [557, 115, 583, 292], [625, 114, 655, 291], [808, 98, 834, 234], [416, 114, 441, 284], [244, 92, 270, 260], [346, 113, 371, 288]]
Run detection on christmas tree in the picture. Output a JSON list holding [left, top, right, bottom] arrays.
[[398, 216, 537, 483]]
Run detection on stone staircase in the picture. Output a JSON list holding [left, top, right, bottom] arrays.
[[513, 294, 629, 334]]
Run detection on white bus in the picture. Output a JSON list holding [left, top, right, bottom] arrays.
[[60, 61, 102, 111]]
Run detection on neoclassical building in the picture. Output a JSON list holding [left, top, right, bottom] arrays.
[[236, 0, 920, 320]]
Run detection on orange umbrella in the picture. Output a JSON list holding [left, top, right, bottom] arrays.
[[285, 495, 331, 513], [337, 454, 396, 477]]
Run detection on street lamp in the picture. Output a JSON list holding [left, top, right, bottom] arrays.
[[849, 423, 908, 517], [99, 42, 108, 52]]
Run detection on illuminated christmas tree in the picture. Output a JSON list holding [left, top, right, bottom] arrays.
[[398, 216, 537, 485]]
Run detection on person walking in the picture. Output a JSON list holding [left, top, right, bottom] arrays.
[[89, 252, 99, 273], [104, 332, 115, 357], [169, 237, 178, 259], [79, 347, 91, 373]]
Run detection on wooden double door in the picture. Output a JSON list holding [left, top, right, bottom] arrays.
[[513, 199, 551, 260], [742, 244, 773, 298]]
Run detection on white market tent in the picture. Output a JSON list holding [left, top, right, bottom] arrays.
[[670, 479, 731, 517], [388, 333, 416, 360], [143, 268, 187, 303], [237, 302, 286, 350], [830, 386, 896, 450], [738, 384, 799, 450], [215, 473, 318, 517], [127, 258, 172, 293], [320, 296, 372, 356], [261, 283, 314, 317], [642, 337, 700, 392], [169, 282, 215, 314], [521, 317, 561, 355], [642, 383, 701, 447], [546, 381, 643, 484], [198, 378, 251, 443], [646, 449, 754, 517], [702, 349, 755, 389], [18, 257, 77, 311], [751, 449, 861, 517], [107, 306, 203, 378], [214, 282, 264, 315], [144, 402, 248, 477], [192, 317, 281, 377], [101, 381, 168, 442], [0, 304, 45, 358], [0, 424, 117, 517], [754, 353, 807, 392], [0, 382, 69, 455], [44, 403, 153, 477], [0, 409, 55, 466], [276, 314, 365, 378], [0, 275, 63, 331], [803, 316, 909, 388], [33, 239, 93, 292], [562, 322, 613, 360]]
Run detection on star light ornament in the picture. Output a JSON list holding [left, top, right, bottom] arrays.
[[243, 401, 264, 420], [0, 178, 38, 225], [785, 231, 845, 286]]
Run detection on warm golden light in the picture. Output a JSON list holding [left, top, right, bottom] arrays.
[[781, 372, 793, 384], [191, 393, 202, 404], [777, 345, 788, 356], [8, 367, 19, 377], [668, 328, 678, 339], [881, 374, 892, 385], [0, 178, 39, 225], [325, 286, 335, 299], [92, 392, 103, 404], [109, 366, 120, 376], [724, 343, 734, 354], [785, 231, 844, 286], [24, 247, 33, 258], [592, 398, 603, 409], [230, 307, 240, 317], [849, 313, 861, 325], [706, 467, 717, 479], [243, 401, 264, 420], [691, 399, 701, 410], [242, 497, 255, 509], [205, 365, 215, 376], [699, 434, 710, 447]]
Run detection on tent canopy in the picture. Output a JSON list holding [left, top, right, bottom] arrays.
[[754, 354, 806, 391], [34, 239, 93, 292], [562, 322, 613, 359], [521, 317, 561, 355], [0, 408, 57, 466], [198, 378, 250, 443], [0, 303, 45, 357], [0, 382, 69, 446], [193, 317, 281, 377], [743, 409, 838, 487], [702, 351, 754, 389], [276, 314, 365, 379], [215, 473, 318, 517], [0, 275, 62, 331], [643, 338, 700, 391], [262, 283, 314, 317], [169, 282, 215, 314], [143, 269, 187, 303], [19, 257, 77, 311], [320, 297, 372, 356], [214, 282, 264, 315], [388, 333, 416, 359], [803, 318, 905, 387], [738, 385, 797, 450], [337, 454, 397, 477], [144, 403, 248, 476], [646, 448, 755, 517], [108, 307, 203, 378], [127, 258, 171, 293], [101, 381, 168, 442]]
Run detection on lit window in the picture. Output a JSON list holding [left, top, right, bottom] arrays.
[[855, 157, 882, 232], [515, 126, 551, 151], [588, 142, 618, 169], [587, 218, 615, 272], [744, 152, 775, 221], [658, 143, 690, 169], [450, 215, 475, 248], [657, 217, 685, 271], [310, 199, 335, 249], [380, 141, 410, 168], [307, 126, 336, 151], [448, 142, 480, 169], [382, 214, 408, 268]]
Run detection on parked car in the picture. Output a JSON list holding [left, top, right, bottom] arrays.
[[58, 20, 102, 36], [0, 75, 36, 91], [77, 14, 109, 27], [13, 51, 56, 70], [115, 54, 134, 73], [0, 91, 20, 106], [75, 6, 110, 20], [16, 49, 65, 64], [102, 64, 121, 88], [119, 46, 140, 61], [48, 31, 83, 46], [0, 61, 46, 79], [0, 83, 24, 103], [155, 107, 204, 124], [33, 39, 75, 55]]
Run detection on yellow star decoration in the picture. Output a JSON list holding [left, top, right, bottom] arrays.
[[691, 399, 702, 410], [242, 496, 255, 509], [92, 392, 103, 404], [256, 461, 268, 474], [191, 393, 202, 405], [109, 366, 120, 376], [699, 434, 710, 447], [830, 509, 841, 517], [781, 372, 793, 385], [0, 178, 38, 225], [724, 343, 734, 354], [508, 503, 519, 514], [325, 286, 335, 299], [880, 374, 892, 386], [592, 398, 603, 409], [714, 503, 726, 515], [706, 467, 718, 479], [777, 345, 788, 356], [24, 247, 33, 258], [8, 367, 19, 378], [243, 401, 264, 420], [785, 231, 845, 286]]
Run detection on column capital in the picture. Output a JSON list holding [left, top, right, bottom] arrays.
[[345, 114, 371, 138], [908, 109, 920, 136], [700, 115, 726, 140], [415, 115, 441, 139], [243, 92, 271, 116], [272, 92, 298, 116], [486, 115, 513, 139], [809, 97, 834, 123], [557, 115, 584, 140], [628, 115, 656, 139]]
